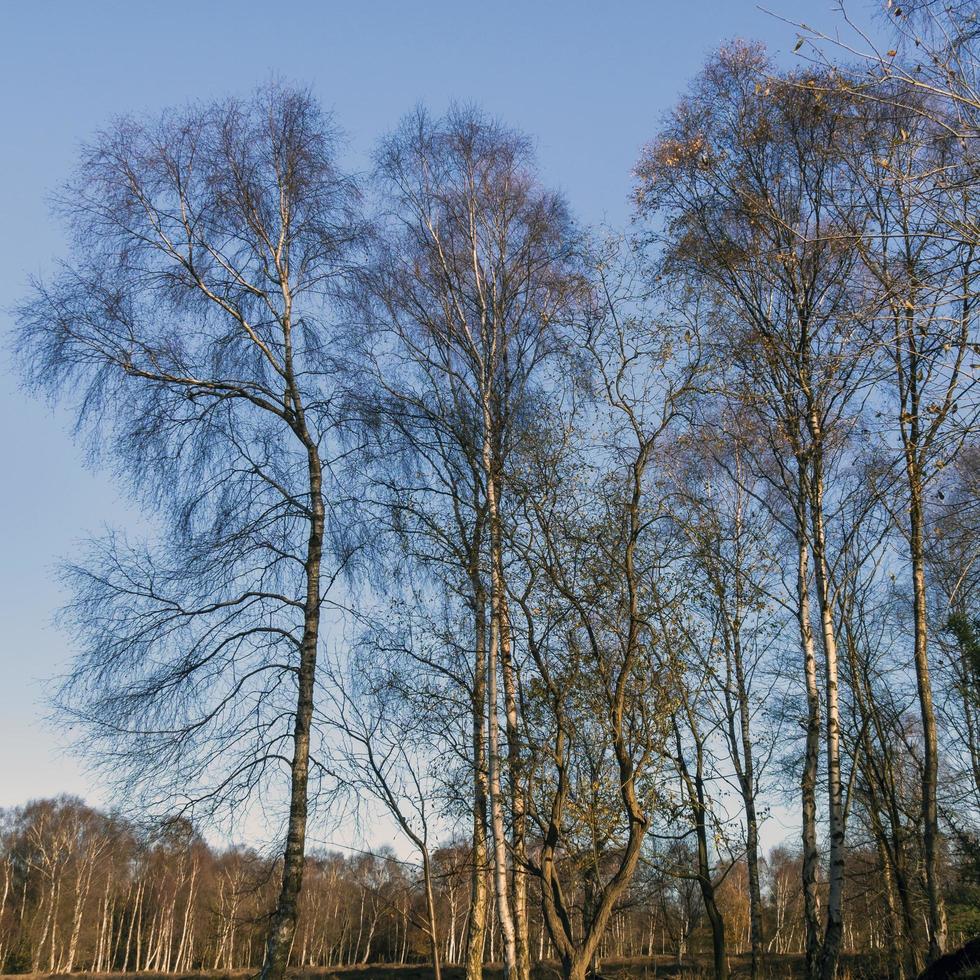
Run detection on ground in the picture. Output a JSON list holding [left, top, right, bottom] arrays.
[[0, 954, 946, 980]]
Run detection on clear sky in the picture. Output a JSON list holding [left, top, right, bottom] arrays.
[[0, 1, 879, 835]]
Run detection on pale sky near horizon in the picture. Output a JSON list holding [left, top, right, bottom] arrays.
[[0, 1, 882, 849]]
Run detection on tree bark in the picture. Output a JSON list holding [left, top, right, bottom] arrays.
[[909, 473, 948, 962], [674, 720, 728, 980], [422, 850, 444, 980], [483, 412, 519, 980], [260, 437, 325, 980], [808, 451, 845, 980], [729, 621, 764, 980], [466, 570, 490, 980], [498, 588, 530, 980], [797, 503, 822, 980]]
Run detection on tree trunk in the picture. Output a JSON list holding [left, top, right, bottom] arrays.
[[466, 573, 490, 980], [724, 561, 764, 980], [260, 439, 324, 980], [498, 588, 531, 980], [809, 456, 844, 980], [676, 721, 728, 980], [737, 691, 764, 980], [797, 513, 822, 980], [423, 850, 444, 980], [483, 421, 519, 980], [909, 478, 947, 962]]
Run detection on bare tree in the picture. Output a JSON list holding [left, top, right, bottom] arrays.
[[635, 44, 873, 980], [669, 422, 783, 980], [364, 104, 583, 980], [505, 248, 696, 980], [327, 643, 450, 980], [839, 93, 980, 962], [16, 84, 363, 980]]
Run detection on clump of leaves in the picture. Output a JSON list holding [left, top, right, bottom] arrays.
[[949, 611, 980, 690]]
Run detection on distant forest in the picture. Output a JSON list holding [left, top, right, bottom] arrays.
[[3, 796, 968, 973]]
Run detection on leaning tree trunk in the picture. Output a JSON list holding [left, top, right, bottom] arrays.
[[719, 482, 765, 980], [845, 611, 917, 980]]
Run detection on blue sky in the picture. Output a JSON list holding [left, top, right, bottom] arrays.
[[0, 1, 878, 827]]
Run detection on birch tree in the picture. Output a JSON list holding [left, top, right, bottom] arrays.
[[636, 45, 871, 979], [16, 84, 364, 980], [364, 104, 583, 980]]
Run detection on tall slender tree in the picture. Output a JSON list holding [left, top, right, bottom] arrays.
[[363, 104, 582, 980], [842, 94, 980, 961], [16, 85, 363, 980], [636, 44, 872, 979]]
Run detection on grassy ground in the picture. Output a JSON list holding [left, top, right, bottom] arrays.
[[0, 954, 924, 980]]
